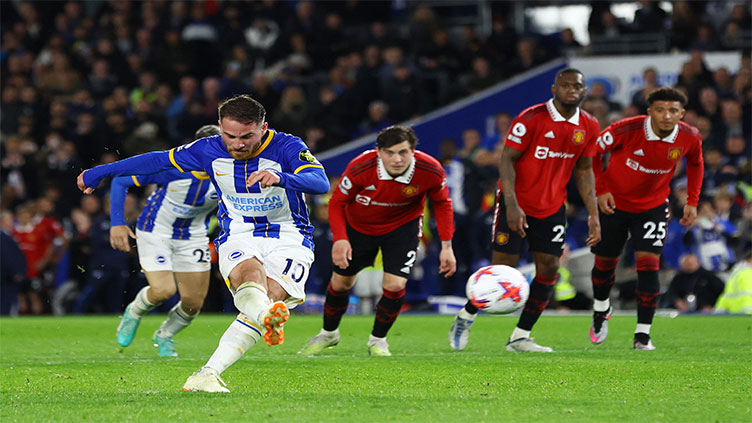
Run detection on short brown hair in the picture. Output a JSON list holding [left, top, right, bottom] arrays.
[[376, 125, 418, 149], [218, 95, 266, 125]]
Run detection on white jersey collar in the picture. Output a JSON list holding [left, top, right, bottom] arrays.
[[547, 99, 580, 125], [644, 116, 678, 143], [377, 156, 415, 184]]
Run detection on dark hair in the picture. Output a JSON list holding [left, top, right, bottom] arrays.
[[194, 124, 220, 139], [218, 95, 266, 125], [376, 125, 418, 149], [647, 87, 688, 107], [555, 68, 583, 81]]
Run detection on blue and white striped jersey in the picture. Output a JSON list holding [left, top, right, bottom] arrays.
[[168, 130, 327, 250], [110, 169, 218, 240]]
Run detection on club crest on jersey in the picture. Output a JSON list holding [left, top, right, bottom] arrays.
[[402, 185, 419, 197], [667, 147, 683, 160], [299, 150, 320, 163], [228, 250, 244, 261], [496, 232, 510, 245], [572, 129, 586, 145]]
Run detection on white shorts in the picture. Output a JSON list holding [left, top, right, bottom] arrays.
[[136, 229, 211, 273], [218, 233, 314, 308]]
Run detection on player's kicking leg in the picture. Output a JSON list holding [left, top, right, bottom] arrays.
[[185, 253, 305, 392]]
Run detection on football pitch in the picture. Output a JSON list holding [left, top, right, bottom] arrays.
[[1, 313, 750, 422]]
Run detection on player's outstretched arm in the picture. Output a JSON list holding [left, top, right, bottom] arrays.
[[574, 156, 601, 246], [438, 240, 456, 277], [246, 167, 329, 194], [499, 147, 527, 238], [77, 151, 176, 194]]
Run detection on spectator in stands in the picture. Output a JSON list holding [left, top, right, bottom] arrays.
[[689, 23, 719, 52], [439, 139, 472, 296], [508, 38, 545, 76], [663, 207, 689, 270], [12, 200, 64, 315], [480, 112, 511, 153], [36, 50, 84, 100], [73, 194, 135, 314], [553, 28, 582, 58], [669, 1, 701, 50], [352, 100, 393, 140], [703, 148, 728, 196], [200, 77, 222, 119], [688, 200, 736, 272], [461, 56, 503, 95], [383, 63, 426, 122], [1, 229, 26, 316], [662, 253, 725, 313], [586, 81, 622, 112], [632, 1, 668, 33], [218, 61, 251, 100], [724, 135, 750, 169], [271, 85, 308, 137], [735, 202, 752, 260], [713, 67, 736, 100], [591, 9, 630, 41], [719, 100, 745, 141]]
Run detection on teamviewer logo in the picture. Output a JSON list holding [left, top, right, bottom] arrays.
[[626, 158, 639, 170], [355, 194, 371, 205], [534, 146, 549, 159]]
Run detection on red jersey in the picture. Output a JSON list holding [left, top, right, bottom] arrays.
[[500, 99, 600, 218], [329, 150, 454, 241], [12, 216, 63, 278], [594, 116, 704, 213]]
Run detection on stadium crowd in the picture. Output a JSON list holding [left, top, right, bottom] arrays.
[[0, 1, 750, 316]]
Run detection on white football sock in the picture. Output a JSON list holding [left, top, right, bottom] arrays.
[[458, 308, 477, 320], [593, 299, 610, 312], [320, 328, 338, 337], [233, 282, 271, 324], [511, 327, 531, 340], [129, 286, 158, 317], [635, 323, 651, 335], [156, 302, 195, 338], [367, 334, 386, 346], [205, 313, 262, 374]]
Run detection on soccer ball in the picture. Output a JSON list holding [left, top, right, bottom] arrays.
[[466, 265, 529, 314]]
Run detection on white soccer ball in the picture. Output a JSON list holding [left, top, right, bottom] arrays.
[[466, 265, 530, 314]]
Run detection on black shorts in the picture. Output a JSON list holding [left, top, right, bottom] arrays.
[[333, 218, 421, 278], [492, 196, 566, 257], [591, 203, 669, 258]]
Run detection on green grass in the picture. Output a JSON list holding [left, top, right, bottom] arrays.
[[1, 313, 750, 422]]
